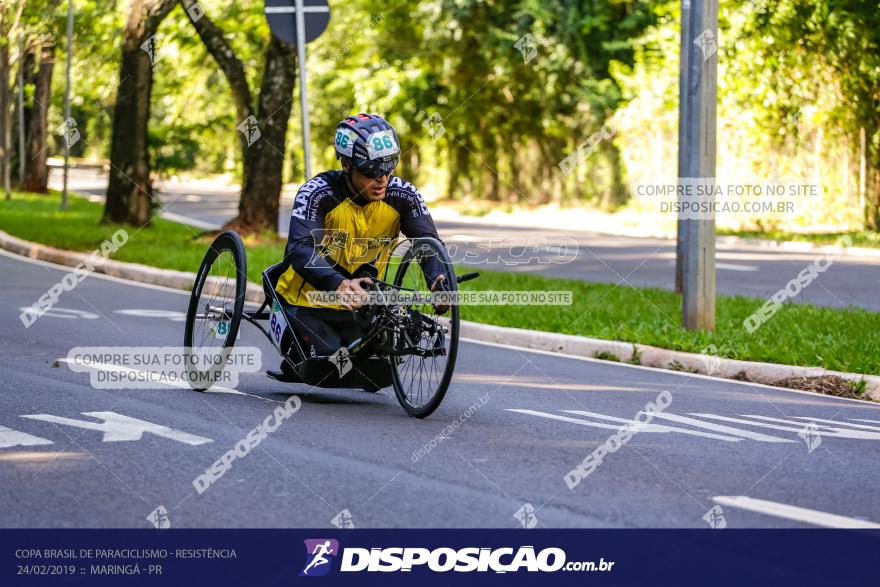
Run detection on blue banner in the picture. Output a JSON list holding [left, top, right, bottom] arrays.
[[2, 529, 877, 586]]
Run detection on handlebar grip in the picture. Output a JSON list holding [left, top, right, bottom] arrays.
[[456, 272, 480, 284]]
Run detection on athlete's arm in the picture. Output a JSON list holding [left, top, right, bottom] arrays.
[[284, 180, 347, 292], [390, 178, 446, 284]]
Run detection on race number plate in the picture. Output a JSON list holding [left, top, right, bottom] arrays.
[[365, 130, 399, 159], [211, 320, 230, 339], [270, 301, 286, 344], [334, 128, 357, 157]]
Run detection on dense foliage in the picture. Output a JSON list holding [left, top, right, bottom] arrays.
[[10, 0, 877, 230]]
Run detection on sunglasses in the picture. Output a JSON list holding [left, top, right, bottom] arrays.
[[355, 156, 399, 179]]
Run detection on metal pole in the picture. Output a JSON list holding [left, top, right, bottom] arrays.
[[294, 0, 311, 181], [680, 0, 717, 331], [17, 33, 24, 186], [62, 0, 72, 211], [675, 0, 691, 294]]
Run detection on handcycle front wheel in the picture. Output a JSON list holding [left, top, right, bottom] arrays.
[[183, 230, 247, 391], [390, 237, 460, 418]]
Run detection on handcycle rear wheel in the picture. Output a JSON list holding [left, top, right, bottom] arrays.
[[390, 237, 459, 418], [183, 231, 247, 391]]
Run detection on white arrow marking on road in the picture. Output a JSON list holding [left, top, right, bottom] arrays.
[[713, 496, 880, 529], [691, 414, 880, 440], [0, 426, 54, 448], [510, 409, 743, 441], [20, 412, 212, 445], [640, 412, 795, 443]]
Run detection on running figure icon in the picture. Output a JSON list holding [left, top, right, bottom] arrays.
[[300, 539, 340, 576]]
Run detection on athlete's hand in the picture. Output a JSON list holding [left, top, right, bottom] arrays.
[[336, 277, 373, 310], [430, 275, 450, 315]]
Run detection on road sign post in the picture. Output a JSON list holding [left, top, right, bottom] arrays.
[[62, 0, 73, 211], [675, 0, 691, 295], [264, 0, 331, 182], [678, 0, 718, 331]]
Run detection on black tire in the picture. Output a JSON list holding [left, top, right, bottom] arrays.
[[183, 231, 247, 391], [390, 237, 459, 418]]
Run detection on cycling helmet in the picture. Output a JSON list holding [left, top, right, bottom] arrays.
[[334, 113, 400, 178]]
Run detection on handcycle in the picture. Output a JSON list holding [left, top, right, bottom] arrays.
[[183, 230, 478, 418]]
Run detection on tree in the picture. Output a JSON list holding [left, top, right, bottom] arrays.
[[745, 0, 880, 229], [0, 0, 25, 198], [179, 0, 296, 234], [20, 42, 55, 191], [103, 0, 177, 225]]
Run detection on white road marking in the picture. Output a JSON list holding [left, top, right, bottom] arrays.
[[445, 234, 483, 241], [0, 426, 54, 449], [852, 419, 880, 425], [114, 309, 187, 322], [667, 260, 758, 271], [508, 409, 660, 434], [460, 337, 879, 406], [3, 248, 877, 410], [20, 412, 212, 445], [513, 409, 880, 444], [159, 210, 220, 230], [510, 409, 745, 441], [561, 410, 743, 441], [644, 412, 795, 443], [691, 413, 880, 440], [18, 306, 99, 320], [792, 416, 880, 432], [713, 496, 880, 529], [716, 263, 759, 272]]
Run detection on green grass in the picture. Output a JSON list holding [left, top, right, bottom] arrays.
[[3, 190, 879, 375], [0, 191, 282, 284], [717, 228, 880, 249], [457, 269, 880, 374]]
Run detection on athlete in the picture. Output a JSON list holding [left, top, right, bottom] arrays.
[[267, 113, 448, 382]]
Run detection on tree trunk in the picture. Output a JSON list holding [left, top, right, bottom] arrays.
[[407, 142, 420, 186], [446, 142, 469, 200], [483, 131, 499, 201], [0, 35, 10, 199], [226, 36, 296, 234], [22, 43, 53, 192], [600, 140, 627, 210], [11, 46, 35, 187], [103, 0, 177, 225]]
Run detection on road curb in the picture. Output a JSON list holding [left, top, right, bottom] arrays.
[[3, 228, 877, 402], [0, 229, 266, 302], [459, 322, 880, 401]]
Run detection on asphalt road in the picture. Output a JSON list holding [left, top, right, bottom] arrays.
[[51, 169, 880, 311], [3, 249, 880, 529]]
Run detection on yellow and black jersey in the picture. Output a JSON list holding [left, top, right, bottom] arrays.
[[276, 170, 443, 309]]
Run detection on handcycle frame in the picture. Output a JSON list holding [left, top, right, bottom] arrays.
[[241, 262, 450, 392], [187, 231, 477, 417]]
